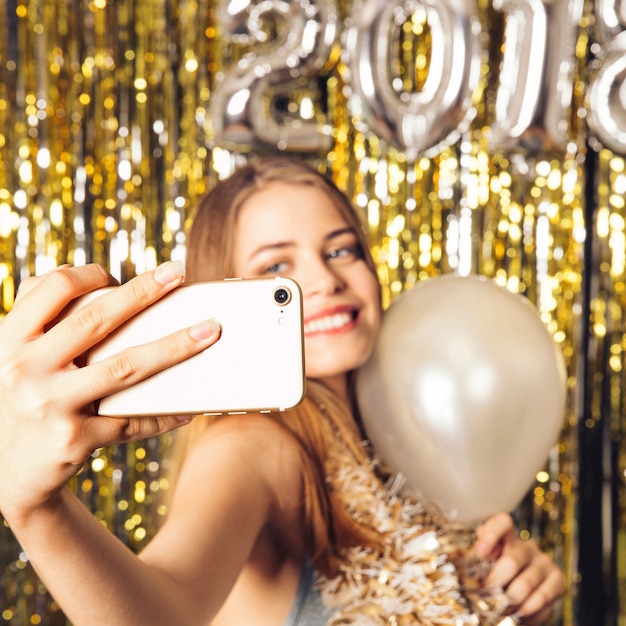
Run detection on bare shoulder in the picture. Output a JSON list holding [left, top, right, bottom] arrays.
[[179, 414, 304, 515], [192, 413, 302, 465]]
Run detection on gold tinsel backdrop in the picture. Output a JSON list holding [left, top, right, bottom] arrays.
[[0, 0, 624, 624]]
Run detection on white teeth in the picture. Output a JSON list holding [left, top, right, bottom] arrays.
[[305, 312, 353, 334]]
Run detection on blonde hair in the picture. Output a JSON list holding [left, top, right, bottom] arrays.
[[167, 157, 383, 576], [184, 157, 378, 282]]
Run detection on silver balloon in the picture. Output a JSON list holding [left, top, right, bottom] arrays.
[[488, 0, 584, 155], [211, 0, 338, 152], [343, 0, 481, 159], [586, 2, 626, 154], [356, 274, 567, 526], [594, 0, 626, 43]]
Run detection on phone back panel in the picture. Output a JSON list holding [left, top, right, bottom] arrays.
[[87, 277, 305, 417]]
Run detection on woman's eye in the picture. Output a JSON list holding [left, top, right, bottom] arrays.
[[327, 245, 362, 261], [264, 261, 288, 274]]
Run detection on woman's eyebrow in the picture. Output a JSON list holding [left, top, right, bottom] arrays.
[[246, 240, 294, 262], [246, 228, 355, 262], [325, 227, 355, 241]]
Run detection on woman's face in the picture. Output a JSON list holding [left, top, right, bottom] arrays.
[[231, 181, 381, 397]]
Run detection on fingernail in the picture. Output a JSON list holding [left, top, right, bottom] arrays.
[[154, 260, 186, 286], [189, 317, 221, 341], [175, 415, 194, 423], [475, 541, 490, 558]]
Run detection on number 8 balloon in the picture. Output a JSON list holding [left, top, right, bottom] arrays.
[[356, 274, 567, 526]]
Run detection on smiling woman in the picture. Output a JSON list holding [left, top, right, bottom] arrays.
[[0, 157, 564, 626], [231, 181, 382, 389]]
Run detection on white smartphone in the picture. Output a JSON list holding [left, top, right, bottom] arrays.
[[76, 277, 306, 417]]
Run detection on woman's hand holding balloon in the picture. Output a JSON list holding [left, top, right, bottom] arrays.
[[475, 513, 565, 625], [0, 262, 221, 524], [356, 275, 567, 622]]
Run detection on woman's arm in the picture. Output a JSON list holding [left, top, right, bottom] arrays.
[[0, 262, 242, 625], [6, 419, 296, 626], [475, 512, 565, 625]]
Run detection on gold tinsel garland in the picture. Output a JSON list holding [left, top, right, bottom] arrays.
[[319, 450, 514, 625]]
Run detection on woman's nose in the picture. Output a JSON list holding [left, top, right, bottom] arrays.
[[300, 259, 344, 297]]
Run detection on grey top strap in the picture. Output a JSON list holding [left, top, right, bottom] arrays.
[[283, 561, 333, 626]]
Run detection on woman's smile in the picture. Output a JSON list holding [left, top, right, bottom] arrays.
[[303, 306, 358, 336]]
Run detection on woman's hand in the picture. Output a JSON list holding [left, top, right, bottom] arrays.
[[475, 512, 565, 625], [0, 262, 221, 523]]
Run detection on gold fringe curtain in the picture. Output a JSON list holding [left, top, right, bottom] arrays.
[[0, 1, 623, 624]]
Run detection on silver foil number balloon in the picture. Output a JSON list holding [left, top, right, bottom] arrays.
[[489, 0, 584, 155], [343, 0, 481, 159], [594, 0, 626, 43], [211, 0, 338, 152], [587, 0, 626, 154]]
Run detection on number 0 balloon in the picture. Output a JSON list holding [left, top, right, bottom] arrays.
[[356, 274, 567, 526]]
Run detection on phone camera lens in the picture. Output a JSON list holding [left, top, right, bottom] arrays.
[[273, 287, 291, 306]]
